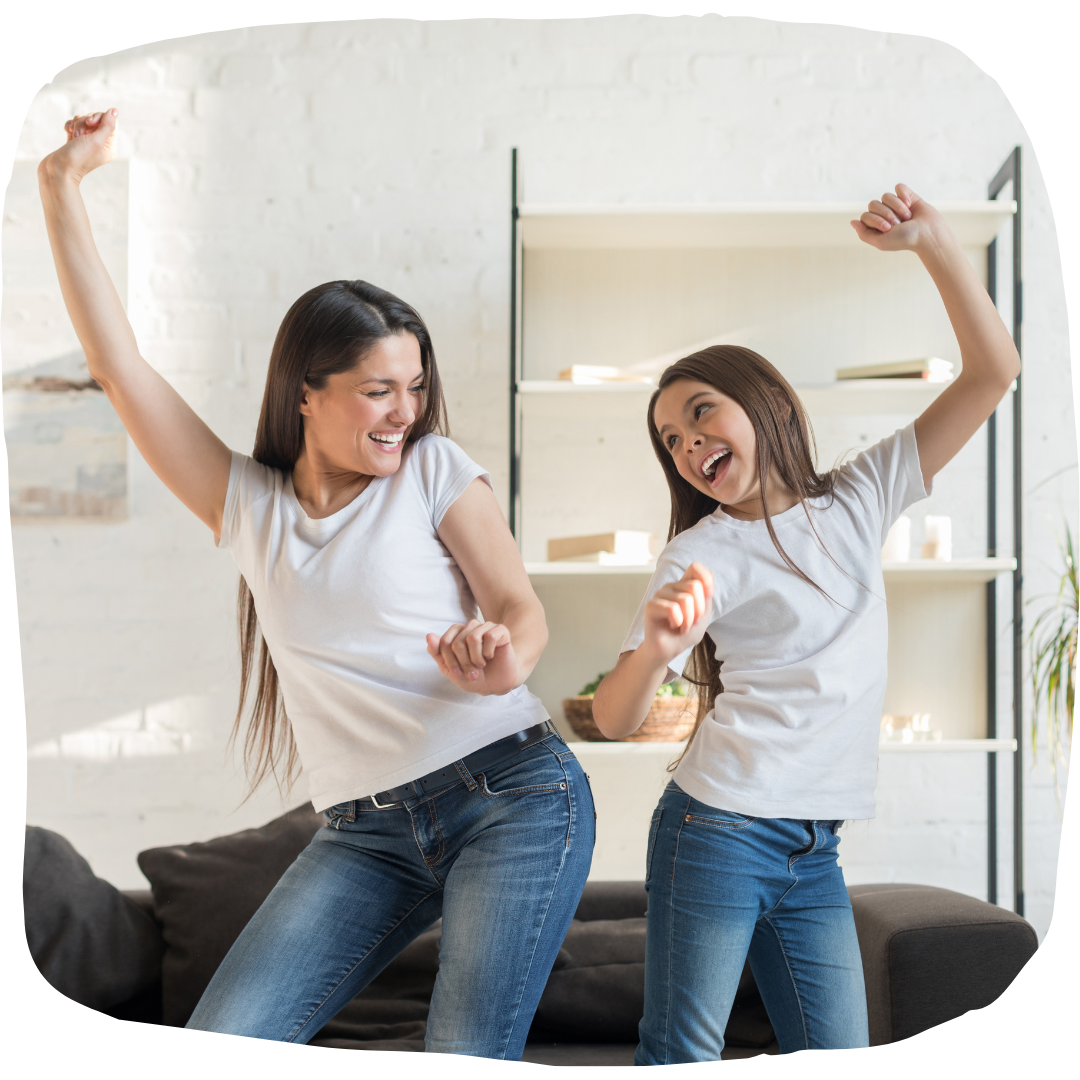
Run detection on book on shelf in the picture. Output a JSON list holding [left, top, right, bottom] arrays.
[[547, 530, 659, 564], [557, 365, 655, 385], [835, 357, 954, 383]]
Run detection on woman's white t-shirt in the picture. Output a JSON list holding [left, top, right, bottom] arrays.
[[620, 423, 930, 821], [218, 434, 549, 812]]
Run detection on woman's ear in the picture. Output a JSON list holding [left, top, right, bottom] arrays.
[[298, 382, 314, 417]]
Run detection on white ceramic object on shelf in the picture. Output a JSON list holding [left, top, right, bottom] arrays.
[[922, 515, 953, 561], [881, 515, 912, 562]]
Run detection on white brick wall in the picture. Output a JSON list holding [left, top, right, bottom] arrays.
[[4, 16, 1072, 940]]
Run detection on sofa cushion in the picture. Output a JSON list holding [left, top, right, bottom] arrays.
[[849, 883, 1039, 1044], [23, 826, 165, 1010], [137, 803, 323, 1026]]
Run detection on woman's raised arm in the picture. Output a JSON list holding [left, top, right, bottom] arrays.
[[851, 184, 1021, 489], [38, 109, 232, 536]]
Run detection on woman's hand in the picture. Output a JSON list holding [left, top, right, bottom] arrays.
[[641, 562, 715, 668], [427, 619, 521, 696], [850, 183, 948, 255], [39, 109, 119, 187]]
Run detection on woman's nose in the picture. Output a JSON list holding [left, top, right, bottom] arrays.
[[388, 395, 416, 424]]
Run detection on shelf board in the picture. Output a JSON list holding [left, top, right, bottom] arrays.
[[882, 558, 1016, 583], [518, 380, 655, 394], [526, 561, 656, 577], [519, 379, 1013, 414], [565, 737, 1017, 753], [520, 201, 1016, 250], [879, 738, 1018, 753], [527, 558, 1014, 582]]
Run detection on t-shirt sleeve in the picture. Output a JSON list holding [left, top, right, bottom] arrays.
[[415, 436, 492, 528], [216, 451, 278, 551], [618, 545, 707, 678], [841, 421, 931, 546]]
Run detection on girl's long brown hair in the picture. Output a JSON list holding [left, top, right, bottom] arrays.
[[646, 346, 837, 759], [234, 280, 448, 797]]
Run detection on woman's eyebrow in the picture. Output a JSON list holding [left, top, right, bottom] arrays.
[[356, 374, 426, 387]]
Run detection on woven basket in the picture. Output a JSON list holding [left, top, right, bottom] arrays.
[[562, 694, 697, 743]]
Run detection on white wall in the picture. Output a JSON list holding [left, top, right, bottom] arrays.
[[3, 16, 1072, 940]]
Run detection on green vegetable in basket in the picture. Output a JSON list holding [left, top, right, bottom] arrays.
[[577, 672, 688, 698]]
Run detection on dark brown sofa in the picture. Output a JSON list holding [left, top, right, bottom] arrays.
[[23, 806, 1038, 1065]]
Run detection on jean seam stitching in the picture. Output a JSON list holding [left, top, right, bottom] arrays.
[[287, 888, 442, 1043], [663, 794, 691, 1064], [761, 913, 810, 1050]]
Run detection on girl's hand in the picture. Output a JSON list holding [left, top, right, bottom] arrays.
[[426, 620, 520, 696], [850, 184, 948, 254], [642, 561, 715, 666], [40, 110, 119, 186]]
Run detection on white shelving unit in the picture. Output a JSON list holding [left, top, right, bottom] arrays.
[[507, 148, 1024, 903]]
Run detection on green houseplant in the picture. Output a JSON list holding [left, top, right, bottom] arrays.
[[1027, 521, 1076, 808]]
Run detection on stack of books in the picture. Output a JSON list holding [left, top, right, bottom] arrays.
[[836, 357, 954, 383], [547, 531, 658, 566]]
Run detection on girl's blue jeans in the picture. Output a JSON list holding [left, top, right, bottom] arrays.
[[636, 780, 869, 1065], [186, 728, 595, 1060]]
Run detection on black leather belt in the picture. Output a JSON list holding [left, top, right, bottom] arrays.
[[365, 721, 556, 808]]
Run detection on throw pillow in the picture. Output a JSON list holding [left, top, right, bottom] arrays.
[[23, 826, 165, 1010], [137, 802, 323, 1026]]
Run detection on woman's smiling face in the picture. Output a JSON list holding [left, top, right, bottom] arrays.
[[653, 378, 766, 518], [299, 332, 425, 478]]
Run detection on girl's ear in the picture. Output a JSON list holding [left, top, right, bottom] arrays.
[[298, 383, 315, 417]]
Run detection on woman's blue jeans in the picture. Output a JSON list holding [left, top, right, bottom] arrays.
[[186, 728, 595, 1059], [636, 781, 869, 1065]]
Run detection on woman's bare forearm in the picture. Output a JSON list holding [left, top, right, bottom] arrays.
[[37, 118, 231, 533], [495, 596, 549, 684], [37, 168, 143, 388]]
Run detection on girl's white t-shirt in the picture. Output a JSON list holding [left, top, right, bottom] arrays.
[[218, 434, 549, 812], [620, 422, 930, 821]]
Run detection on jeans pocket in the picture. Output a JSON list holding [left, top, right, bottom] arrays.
[[645, 807, 664, 883], [684, 804, 756, 830], [477, 747, 569, 799]]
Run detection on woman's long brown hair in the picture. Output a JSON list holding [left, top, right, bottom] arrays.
[[233, 280, 448, 798], [646, 346, 838, 761]]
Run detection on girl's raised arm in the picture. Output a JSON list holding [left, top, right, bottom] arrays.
[[851, 184, 1021, 489], [38, 109, 232, 537]]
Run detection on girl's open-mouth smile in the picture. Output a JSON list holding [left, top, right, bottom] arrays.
[[699, 446, 733, 488]]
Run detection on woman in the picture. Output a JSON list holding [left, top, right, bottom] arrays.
[[38, 108, 594, 1059]]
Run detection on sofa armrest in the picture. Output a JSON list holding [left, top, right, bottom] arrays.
[[849, 884, 1037, 1045]]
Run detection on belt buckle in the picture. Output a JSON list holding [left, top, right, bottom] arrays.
[[369, 792, 392, 809]]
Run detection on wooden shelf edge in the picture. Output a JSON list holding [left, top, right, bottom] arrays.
[[879, 738, 1018, 753], [526, 561, 657, 576], [565, 738, 1017, 753]]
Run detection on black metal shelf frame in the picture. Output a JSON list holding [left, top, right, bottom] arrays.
[[508, 148, 1024, 913]]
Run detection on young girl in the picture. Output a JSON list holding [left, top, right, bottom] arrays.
[[592, 184, 1020, 1064], [37, 109, 594, 1059]]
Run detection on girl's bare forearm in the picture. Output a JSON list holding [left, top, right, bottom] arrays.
[[918, 230, 1020, 389], [593, 647, 671, 739]]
